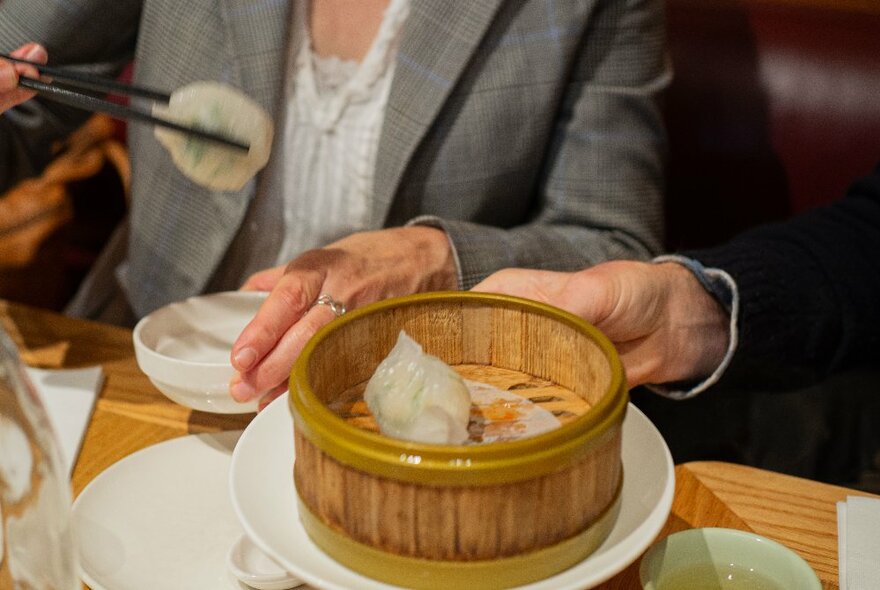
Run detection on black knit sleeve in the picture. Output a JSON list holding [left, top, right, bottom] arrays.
[[683, 165, 880, 390]]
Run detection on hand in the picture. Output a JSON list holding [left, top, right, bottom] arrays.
[[472, 261, 730, 387], [0, 44, 47, 113], [229, 226, 457, 410]]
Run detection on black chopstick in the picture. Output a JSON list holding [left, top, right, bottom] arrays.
[[1, 52, 171, 103], [2, 52, 250, 152], [17, 77, 250, 152]]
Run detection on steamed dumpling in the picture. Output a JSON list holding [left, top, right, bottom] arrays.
[[153, 81, 273, 191], [365, 331, 471, 445]]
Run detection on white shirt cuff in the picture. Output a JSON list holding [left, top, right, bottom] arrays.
[[646, 254, 740, 400]]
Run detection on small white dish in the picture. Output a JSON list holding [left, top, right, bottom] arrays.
[[227, 533, 301, 590], [72, 431, 246, 590], [229, 395, 675, 590], [133, 291, 267, 414]]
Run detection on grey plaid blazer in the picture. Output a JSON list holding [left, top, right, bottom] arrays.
[[0, 0, 669, 321]]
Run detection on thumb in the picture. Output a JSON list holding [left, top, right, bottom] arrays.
[[0, 60, 17, 93], [19, 43, 48, 64]]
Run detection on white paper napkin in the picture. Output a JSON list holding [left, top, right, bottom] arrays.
[[837, 495, 880, 590], [26, 366, 103, 478]]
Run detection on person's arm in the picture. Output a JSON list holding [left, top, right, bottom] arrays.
[[473, 261, 730, 389], [409, 0, 670, 288], [475, 166, 880, 393], [685, 166, 880, 389], [0, 0, 140, 191]]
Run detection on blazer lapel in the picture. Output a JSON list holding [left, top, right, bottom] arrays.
[[165, 0, 293, 298], [372, 0, 504, 225], [217, 0, 293, 114]]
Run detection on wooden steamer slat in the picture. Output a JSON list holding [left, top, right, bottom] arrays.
[[294, 425, 620, 560], [329, 364, 592, 435]]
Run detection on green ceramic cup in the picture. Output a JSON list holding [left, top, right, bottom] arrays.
[[640, 528, 821, 590]]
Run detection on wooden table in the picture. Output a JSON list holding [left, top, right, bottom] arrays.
[[5, 300, 874, 590]]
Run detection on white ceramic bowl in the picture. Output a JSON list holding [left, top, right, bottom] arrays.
[[133, 291, 266, 414]]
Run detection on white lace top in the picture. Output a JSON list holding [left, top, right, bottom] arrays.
[[274, 0, 410, 264]]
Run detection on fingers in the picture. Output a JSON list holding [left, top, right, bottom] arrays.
[[231, 257, 331, 402], [475, 267, 617, 331], [257, 383, 290, 412], [231, 246, 357, 407], [11, 43, 48, 65], [232, 275, 320, 370], [472, 268, 531, 295], [1, 43, 47, 111], [473, 268, 569, 305], [230, 304, 337, 402]]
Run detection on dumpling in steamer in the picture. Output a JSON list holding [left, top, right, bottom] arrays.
[[153, 81, 273, 191], [365, 331, 471, 445]]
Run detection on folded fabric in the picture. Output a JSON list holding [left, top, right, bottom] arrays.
[[26, 366, 103, 478], [837, 495, 880, 589], [0, 301, 70, 368]]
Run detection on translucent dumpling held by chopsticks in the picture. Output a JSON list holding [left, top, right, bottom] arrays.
[[153, 81, 273, 191], [364, 331, 471, 445]]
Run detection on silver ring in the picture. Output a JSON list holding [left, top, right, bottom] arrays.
[[311, 294, 346, 317]]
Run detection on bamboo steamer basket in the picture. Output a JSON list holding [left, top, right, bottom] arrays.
[[289, 292, 627, 589]]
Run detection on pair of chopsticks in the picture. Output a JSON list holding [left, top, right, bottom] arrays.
[[2, 53, 249, 152]]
